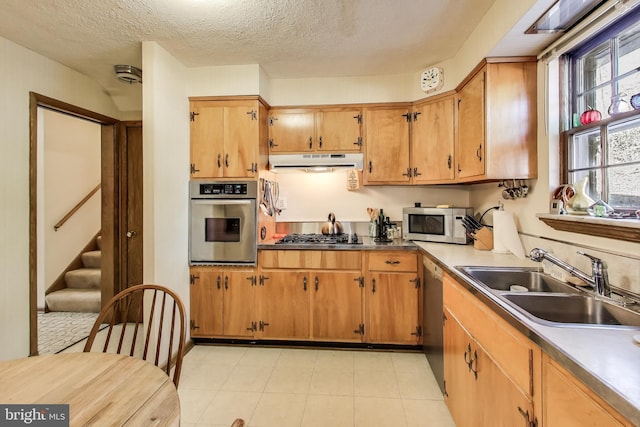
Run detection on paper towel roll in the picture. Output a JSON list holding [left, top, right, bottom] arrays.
[[492, 210, 525, 258]]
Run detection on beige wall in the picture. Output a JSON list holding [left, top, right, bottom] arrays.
[[141, 41, 192, 333], [40, 109, 101, 308], [274, 173, 470, 223], [0, 35, 120, 361]]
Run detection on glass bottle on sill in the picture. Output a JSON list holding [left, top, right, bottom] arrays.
[[369, 220, 377, 237], [608, 93, 631, 115]]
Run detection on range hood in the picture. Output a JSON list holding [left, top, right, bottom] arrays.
[[269, 153, 364, 173]]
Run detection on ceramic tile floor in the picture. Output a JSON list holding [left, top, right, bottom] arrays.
[[179, 345, 455, 427]]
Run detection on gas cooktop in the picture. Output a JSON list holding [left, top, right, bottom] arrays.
[[275, 233, 362, 245]]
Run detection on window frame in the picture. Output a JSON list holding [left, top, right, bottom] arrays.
[[561, 7, 640, 213]]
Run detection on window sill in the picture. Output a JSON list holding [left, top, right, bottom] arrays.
[[537, 214, 640, 243]]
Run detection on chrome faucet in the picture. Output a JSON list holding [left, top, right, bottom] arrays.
[[529, 248, 611, 297]]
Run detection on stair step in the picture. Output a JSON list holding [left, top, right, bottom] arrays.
[[65, 268, 101, 289], [46, 288, 101, 313], [82, 250, 101, 268]]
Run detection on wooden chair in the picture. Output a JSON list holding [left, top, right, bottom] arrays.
[[231, 419, 245, 427], [84, 284, 186, 387]]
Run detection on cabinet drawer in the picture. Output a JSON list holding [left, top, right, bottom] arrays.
[[367, 251, 417, 272], [444, 273, 536, 398], [259, 250, 361, 270]]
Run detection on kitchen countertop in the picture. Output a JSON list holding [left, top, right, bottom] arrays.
[[258, 236, 418, 251], [414, 241, 640, 425]]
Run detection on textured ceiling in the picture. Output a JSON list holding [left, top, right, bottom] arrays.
[[0, 0, 553, 112]]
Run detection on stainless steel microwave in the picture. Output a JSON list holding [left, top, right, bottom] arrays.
[[402, 207, 473, 244]]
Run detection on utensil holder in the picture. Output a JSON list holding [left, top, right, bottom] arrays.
[[473, 227, 493, 251]]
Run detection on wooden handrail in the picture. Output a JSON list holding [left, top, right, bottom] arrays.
[[54, 184, 101, 231]]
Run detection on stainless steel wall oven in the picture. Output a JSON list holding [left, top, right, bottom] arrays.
[[189, 180, 257, 265]]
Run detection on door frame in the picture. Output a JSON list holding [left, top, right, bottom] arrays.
[[29, 92, 120, 356]]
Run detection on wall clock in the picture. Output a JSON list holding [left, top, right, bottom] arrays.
[[420, 67, 444, 93]]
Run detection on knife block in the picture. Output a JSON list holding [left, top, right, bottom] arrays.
[[473, 227, 494, 251]]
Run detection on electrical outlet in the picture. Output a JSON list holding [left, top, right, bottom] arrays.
[[277, 197, 287, 210]]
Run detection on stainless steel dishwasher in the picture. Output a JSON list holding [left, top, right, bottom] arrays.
[[423, 255, 444, 394]]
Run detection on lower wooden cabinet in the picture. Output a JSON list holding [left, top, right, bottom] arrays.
[[189, 266, 256, 338], [443, 273, 536, 427], [256, 270, 310, 340], [189, 250, 422, 345], [365, 251, 422, 345], [258, 250, 364, 342], [443, 272, 635, 427], [444, 307, 534, 427], [542, 354, 633, 427], [311, 271, 364, 342]]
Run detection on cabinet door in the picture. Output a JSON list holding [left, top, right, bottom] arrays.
[[224, 104, 258, 177], [257, 270, 310, 339], [412, 95, 456, 184], [190, 104, 224, 178], [366, 272, 419, 344], [443, 309, 476, 427], [312, 272, 363, 342], [268, 111, 315, 153], [476, 339, 534, 427], [316, 109, 362, 152], [444, 309, 534, 427], [364, 106, 411, 184], [189, 267, 223, 337], [542, 355, 630, 427], [456, 70, 486, 180], [223, 269, 256, 337]]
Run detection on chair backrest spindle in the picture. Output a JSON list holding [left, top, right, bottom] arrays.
[[84, 284, 186, 387]]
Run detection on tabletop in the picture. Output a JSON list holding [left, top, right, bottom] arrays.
[[0, 352, 180, 426]]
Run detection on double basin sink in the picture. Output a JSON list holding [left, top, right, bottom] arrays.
[[456, 266, 640, 329]]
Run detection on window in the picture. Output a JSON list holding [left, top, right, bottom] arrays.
[[565, 9, 640, 211]]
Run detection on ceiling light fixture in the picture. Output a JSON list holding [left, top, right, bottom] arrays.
[[526, 0, 604, 33], [114, 65, 142, 84]]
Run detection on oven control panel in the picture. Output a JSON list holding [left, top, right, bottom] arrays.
[[190, 180, 257, 199], [199, 183, 248, 195]]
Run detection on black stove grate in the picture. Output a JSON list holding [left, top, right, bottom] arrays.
[[275, 233, 361, 245]]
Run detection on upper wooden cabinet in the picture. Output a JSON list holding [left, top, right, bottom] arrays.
[[455, 58, 537, 182], [268, 107, 363, 153], [363, 104, 412, 185], [189, 97, 268, 178], [411, 93, 457, 184]]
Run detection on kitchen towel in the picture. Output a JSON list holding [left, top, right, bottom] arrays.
[[492, 210, 525, 258]]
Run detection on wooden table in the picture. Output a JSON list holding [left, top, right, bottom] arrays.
[[0, 352, 180, 426]]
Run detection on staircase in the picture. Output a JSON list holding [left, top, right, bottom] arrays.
[[46, 236, 102, 313]]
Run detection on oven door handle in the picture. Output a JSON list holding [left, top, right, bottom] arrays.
[[191, 200, 253, 205]]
